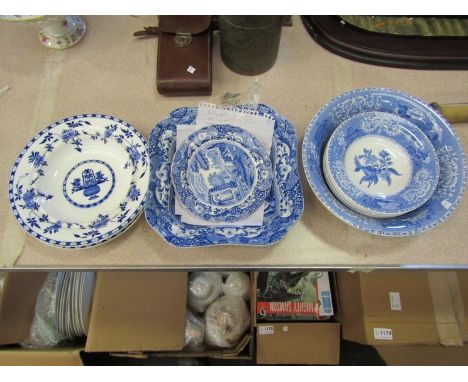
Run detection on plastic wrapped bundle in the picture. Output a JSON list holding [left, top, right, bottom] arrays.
[[21, 273, 67, 348], [187, 272, 223, 313], [184, 310, 205, 351], [222, 272, 250, 300], [204, 296, 250, 348]]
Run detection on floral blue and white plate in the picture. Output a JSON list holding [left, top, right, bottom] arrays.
[[171, 125, 273, 223], [303, 88, 466, 236], [145, 104, 303, 247], [9, 114, 149, 248], [323, 111, 440, 218]]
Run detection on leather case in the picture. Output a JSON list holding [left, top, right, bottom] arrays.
[[157, 16, 212, 96]]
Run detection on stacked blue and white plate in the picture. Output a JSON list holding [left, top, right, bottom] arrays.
[[303, 88, 466, 236], [9, 114, 149, 248]]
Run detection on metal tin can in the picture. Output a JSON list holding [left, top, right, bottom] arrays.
[[218, 16, 283, 76]]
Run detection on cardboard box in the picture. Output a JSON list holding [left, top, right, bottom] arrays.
[[0, 348, 83, 366], [256, 322, 340, 365], [85, 272, 187, 352], [376, 344, 468, 366], [456, 271, 468, 342], [256, 271, 334, 321], [0, 271, 254, 365], [255, 272, 341, 365], [0, 272, 83, 366], [86, 271, 254, 360], [338, 270, 468, 346], [0, 272, 47, 346]]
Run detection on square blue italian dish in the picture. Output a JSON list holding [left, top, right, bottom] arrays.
[[145, 104, 304, 247]]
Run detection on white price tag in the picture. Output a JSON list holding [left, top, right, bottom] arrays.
[[259, 326, 274, 335], [282, 326, 289, 332], [389, 292, 402, 311], [441, 200, 452, 209], [374, 328, 393, 340], [186, 65, 196, 74]]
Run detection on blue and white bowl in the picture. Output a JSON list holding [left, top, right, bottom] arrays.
[[9, 114, 149, 248], [303, 88, 466, 236], [171, 124, 273, 223], [323, 111, 440, 218]]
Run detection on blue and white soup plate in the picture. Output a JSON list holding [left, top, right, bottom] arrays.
[[323, 111, 440, 218], [171, 124, 273, 222], [145, 104, 304, 247], [303, 88, 466, 236], [9, 114, 149, 248]]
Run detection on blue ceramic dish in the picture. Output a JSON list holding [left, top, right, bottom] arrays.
[[171, 124, 273, 222], [325, 111, 439, 217], [9, 114, 149, 248], [303, 88, 466, 236], [145, 104, 303, 247]]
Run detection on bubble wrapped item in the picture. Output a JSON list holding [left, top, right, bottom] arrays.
[[21, 273, 67, 348], [204, 296, 250, 348], [184, 310, 205, 351], [188, 272, 223, 313], [222, 272, 250, 300]]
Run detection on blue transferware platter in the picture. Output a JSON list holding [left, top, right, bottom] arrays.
[[303, 88, 466, 236], [171, 125, 273, 222], [324, 111, 440, 217], [145, 104, 304, 247], [9, 114, 149, 249]]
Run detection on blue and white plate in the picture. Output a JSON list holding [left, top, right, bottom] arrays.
[[324, 111, 440, 218], [145, 104, 304, 247], [171, 125, 273, 222], [9, 114, 149, 248], [303, 88, 466, 236]]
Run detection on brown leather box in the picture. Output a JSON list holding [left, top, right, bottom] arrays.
[[157, 16, 212, 96]]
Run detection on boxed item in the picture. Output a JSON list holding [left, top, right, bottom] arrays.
[[0, 348, 83, 366], [255, 272, 341, 365], [456, 271, 468, 342], [86, 271, 254, 360], [338, 270, 468, 346], [376, 344, 468, 366], [0, 272, 84, 366], [184, 272, 251, 351], [0, 271, 253, 365], [256, 322, 340, 365], [256, 271, 334, 321], [85, 272, 187, 352]]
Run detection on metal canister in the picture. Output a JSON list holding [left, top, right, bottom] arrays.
[[218, 16, 283, 76]]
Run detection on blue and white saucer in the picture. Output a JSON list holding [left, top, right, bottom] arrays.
[[9, 114, 149, 248], [303, 88, 466, 236], [171, 125, 273, 222], [145, 104, 304, 247], [323, 111, 440, 218]]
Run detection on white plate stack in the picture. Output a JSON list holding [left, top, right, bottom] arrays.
[[55, 272, 95, 338]]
